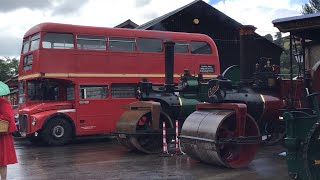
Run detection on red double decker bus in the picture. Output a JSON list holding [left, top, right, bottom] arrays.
[[18, 22, 220, 145]]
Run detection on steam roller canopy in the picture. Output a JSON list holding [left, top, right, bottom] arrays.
[[180, 109, 260, 168], [116, 110, 173, 154]]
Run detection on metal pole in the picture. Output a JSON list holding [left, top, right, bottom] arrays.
[[175, 120, 183, 155], [160, 121, 171, 157], [290, 34, 293, 108], [301, 38, 306, 88]]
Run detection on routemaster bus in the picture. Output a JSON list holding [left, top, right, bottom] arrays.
[[17, 22, 220, 145]]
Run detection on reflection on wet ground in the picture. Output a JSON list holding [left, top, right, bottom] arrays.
[[8, 137, 289, 180]]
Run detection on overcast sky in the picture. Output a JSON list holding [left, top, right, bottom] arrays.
[[0, 0, 308, 58]]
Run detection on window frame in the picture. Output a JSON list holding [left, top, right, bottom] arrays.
[[137, 38, 163, 53], [108, 36, 137, 52], [79, 85, 109, 100], [76, 35, 107, 51], [22, 38, 30, 54], [42, 32, 75, 49], [190, 41, 212, 55], [110, 83, 137, 98], [174, 41, 189, 54], [30, 33, 40, 51]]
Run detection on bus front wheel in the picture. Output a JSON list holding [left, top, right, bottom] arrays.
[[27, 132, 42, 145], [41, 118, 73, 146]]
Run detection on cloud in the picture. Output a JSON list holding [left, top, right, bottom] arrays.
[[0, 0, 89, 16], [212, 0, 303, 35], [135, 0, 152, 7], [51, 0, 89, 16], [0, 35, 21, 57], [0, 0, 51, 12]]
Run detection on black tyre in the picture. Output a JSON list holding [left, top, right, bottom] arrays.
[[41, 117, 73, 146], [27, 132, 42, 145]]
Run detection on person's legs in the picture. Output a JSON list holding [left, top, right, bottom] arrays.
[[0, 165, 7, 180]]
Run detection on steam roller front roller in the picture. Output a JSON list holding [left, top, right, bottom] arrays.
[[180, 109, 260, 168], [116, 110, 174, 154]]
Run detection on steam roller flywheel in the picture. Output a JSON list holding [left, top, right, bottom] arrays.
[[116, 110, 173, 154], [180, 109, 260, 168]]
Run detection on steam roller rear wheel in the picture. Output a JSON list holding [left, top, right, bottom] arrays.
[[180, 109, 260, 168], [303, 122, 320, 180], [116, 111, 173, 154]]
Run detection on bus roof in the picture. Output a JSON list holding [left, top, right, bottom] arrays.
[[24, 22, 215, 43]]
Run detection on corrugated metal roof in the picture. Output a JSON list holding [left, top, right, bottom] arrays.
[[272, 13, 320, 25]]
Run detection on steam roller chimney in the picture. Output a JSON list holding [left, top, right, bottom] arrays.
[[164, 41, 175, 93], [239, 25, 257, 82]]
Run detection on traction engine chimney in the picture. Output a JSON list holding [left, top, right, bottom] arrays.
[[239, 25, 257, 82]]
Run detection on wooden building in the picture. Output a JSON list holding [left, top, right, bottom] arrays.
[[3, 75, 18, 105], [115, 19, 138, 29]]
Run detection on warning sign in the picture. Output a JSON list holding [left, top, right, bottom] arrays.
[[200, 64, 215, 73]]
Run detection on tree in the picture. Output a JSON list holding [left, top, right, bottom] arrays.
[[302, 0, 320, 14], [273, 32, 299, 76], [0, 57, 19, 81], [263, 34, 273, 42], [274, 32, 283, 47]]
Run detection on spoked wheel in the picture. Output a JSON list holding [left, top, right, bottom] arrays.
[[116, 111, 173, 154], [303, 122, 320, 180], [180, 110, 260, 168]]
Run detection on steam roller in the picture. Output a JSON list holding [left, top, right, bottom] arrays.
[[116, 30, 285, 167], [180, 103, 260, 168]]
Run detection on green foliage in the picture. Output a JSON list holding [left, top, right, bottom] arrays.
[[274, 33, 299, 76], [274, 32, 283, 47], [0, 57, 19, 81], [302, 0, 320, 14], [263, 34, 273, 42]]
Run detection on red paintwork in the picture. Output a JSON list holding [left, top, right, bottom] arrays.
[[279, 79, 303, 108], [18, 23, 220, 137], [19, 22, 220, 78], [260, 95, 284, 124], [196, 103, 259, 168], [197, 103, 247, 136]]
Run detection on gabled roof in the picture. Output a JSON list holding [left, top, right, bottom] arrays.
[[137, 0, 241, 30], [136, 0, 281, 51], [115, 19, 139, 29]]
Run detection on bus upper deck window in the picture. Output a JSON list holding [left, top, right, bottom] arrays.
[[175, 41, 188, 54], [137, 38, 162, 52], [109, 37, 136, 52], [30, 33, 40, 51], [22, 39, 30, 54], [190, 41, 212, 54], [77, 35, 106, 50], [42, 33, 74, 49]]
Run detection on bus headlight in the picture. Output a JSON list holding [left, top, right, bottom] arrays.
[[31, 117, 37, 126]]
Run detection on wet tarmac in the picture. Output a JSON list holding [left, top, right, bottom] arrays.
[[7, 137, 290, 180]]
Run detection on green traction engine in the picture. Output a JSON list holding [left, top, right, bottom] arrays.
[[284, 93, 320, 180]]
